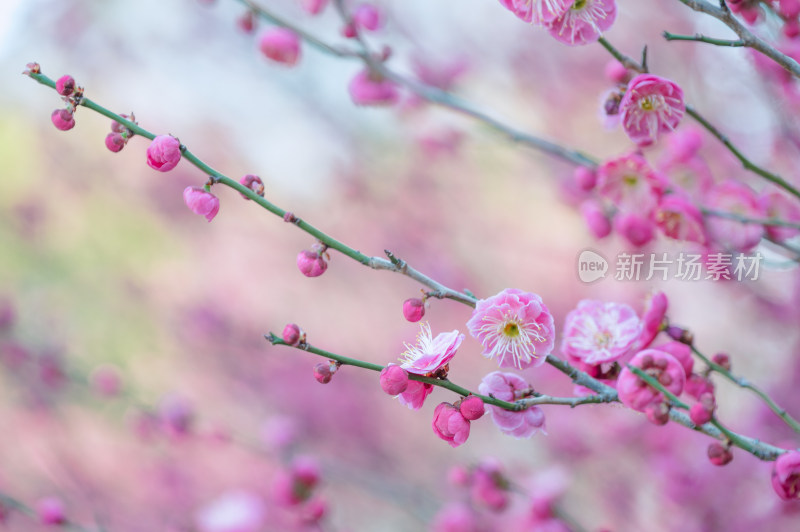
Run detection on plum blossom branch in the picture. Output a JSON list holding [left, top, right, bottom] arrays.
[[233, 0, 598, 168], [597, 37, 800, 200], [662, 31, 746, 47], [673, 0, 800, 78], [625, 365, 785, 460], [702, 208, 800, 230], [690, 345, 800, 435], [26, 69, 478, 305]]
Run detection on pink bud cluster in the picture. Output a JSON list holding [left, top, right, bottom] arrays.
[[106, 113, 136, 153], [48, 73, 83, 131]]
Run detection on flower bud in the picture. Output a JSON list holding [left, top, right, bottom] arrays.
[[237, 10, 256, 33], [297, 250, 328, 277], [239, 174, 265, 199], [353, 4, 383, 31], [258, 28, 301, 66], [183, 186, 220, 222], [379, 364, 409, 395], [707, 442, 733, 466], [55, 75, 75, 96], [36, 497, 66, 525], [105, 132, 125, 153], [146, 135, 182, 172], [282, 323, 301, 345], [712, 352, 731, 371], [51, 108, 75, 131], [644, 401, 670, 426], [459, 395, 485, 421], [771, 450, 800, 500], [348, 70, 400, 106], [313, 362, 334, 384], [402, 298, 425, 322], [689, 393, 714, 425]]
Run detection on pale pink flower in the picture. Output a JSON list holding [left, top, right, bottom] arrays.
[[258, 28, 301, 66], [654, 194, 707, 244], [497, 0, 570, 25], [147, 135, 182, 172], [196, 490, 267, 532], [637, 291, 667, 349], [547, 0, 617, 46], [620, 74, 685, 146], [597, 153, 665, 214], [759, 191, 800, 242], [399, 322, 463, 375], [397, 379, 433, 410], [432, 402, 471, 447], [478, 372, 546, 438], [561, 300, 642, 364], [348, 70, 400, 106], [183, 186, 220, 222], [616, 349, 686, 412], [704, 180, 765, 252], [771, 450, 800, 500], [466, 288, 555, 370]]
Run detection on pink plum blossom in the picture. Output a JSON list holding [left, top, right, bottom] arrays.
[[619, 74, 685, 146], [654, 194, 707, 244], [596, 153, 665, 214], [466, 288, 555, 370], [258, 28, 301, 66], [561, 300, 642, 365], [654, 340, 693, 377], [637, 291, 667, 349], [348, 70, 400, 106], [397, 379, 433, 410], [399, 322, 463, 375], [771, 450, 800, 500], [704, 180, 765, 252], [432, 402, 471, 447], [183, 186, 220, 222], [616, 349, 686, 412], [497, 0, 570, 25], [146, 135, 182, 172], [547, 0, 617, 46], [478, 372, 546, 438], [470, 460, 510, 511]]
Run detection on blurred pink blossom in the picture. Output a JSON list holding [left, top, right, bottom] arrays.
[[548, 0, 617, 46], [478, 372, 546, 438], [561, 300, 642, 365]]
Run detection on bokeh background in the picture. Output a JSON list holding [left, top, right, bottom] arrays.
[[1, 0, 799, 530]]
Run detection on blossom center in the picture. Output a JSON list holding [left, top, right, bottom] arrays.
[[594, 330, 612, 348], [572, 0, 587, 9], [503, 322, 521, 338], [623, 174, 638, 186]]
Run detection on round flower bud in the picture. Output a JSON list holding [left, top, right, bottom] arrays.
[[105, 132, 125, 153], [55, 75, 75, 96], [771, 450, 800, 500], [258, 28, 301, 66], [712, 352, 731, 371], [313, 362, 333, 384], [297, 250, 328, 277], [146, 135, 182, 172], [459, 395, 485, 421], [51, 108, 75, 131], [183, 186, 220, 222], [402, 298, 425, 322], [353, 4, 383, 32], [239, 174, 265, 199], [282, 323, 301, 345], [36, 497, 66, 525], [379, 364, 409, 395], [707, 442, 733, 466]]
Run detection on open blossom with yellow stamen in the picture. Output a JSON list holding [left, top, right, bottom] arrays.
[[399, 323, 464, 376], [466, 289, 556, 370], [561, 300, 642, 365]]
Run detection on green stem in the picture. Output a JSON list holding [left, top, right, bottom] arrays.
[[702, 208, 800, 230], [691, 345, 800, 435], [627, 365, 690, 409], [663, 31, 745, 47]]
